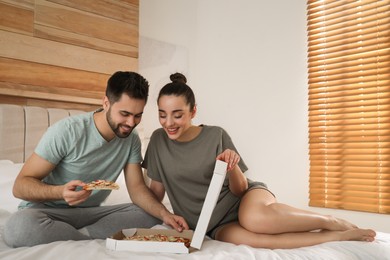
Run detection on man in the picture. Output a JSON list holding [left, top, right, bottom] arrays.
[[4, 71, 188, 247]]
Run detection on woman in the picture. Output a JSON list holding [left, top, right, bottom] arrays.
[[141, 73, 376, 249]]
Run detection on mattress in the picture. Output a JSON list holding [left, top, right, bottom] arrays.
[[1, 160, 390, 260]]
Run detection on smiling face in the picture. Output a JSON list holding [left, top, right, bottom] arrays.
[[104, 94, 146, 138], [158, 95, 196, 141]]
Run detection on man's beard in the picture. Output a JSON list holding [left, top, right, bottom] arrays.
[[106, 109, 135, 138]]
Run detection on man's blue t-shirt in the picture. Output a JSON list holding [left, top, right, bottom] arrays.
[[19, 111, 142, 208]]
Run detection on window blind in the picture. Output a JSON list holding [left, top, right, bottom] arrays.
[[307, 0, 390, 214]]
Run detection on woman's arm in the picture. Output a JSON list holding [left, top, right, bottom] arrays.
[[216, 149, 248, 197], [149, 178, 166, 202], [226, 165, 248, 197]]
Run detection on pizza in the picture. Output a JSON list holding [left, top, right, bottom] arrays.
[[82, 180, 119, 190], [124, 234, 191, 248]]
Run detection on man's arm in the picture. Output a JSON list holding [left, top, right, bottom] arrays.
[[124, 163, 189, 231], [13, 152, 91, 206]]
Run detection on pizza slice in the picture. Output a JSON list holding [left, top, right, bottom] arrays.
[[83, 180, 119, 190]]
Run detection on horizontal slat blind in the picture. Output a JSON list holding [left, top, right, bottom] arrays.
[[307, 0, 390, 214]]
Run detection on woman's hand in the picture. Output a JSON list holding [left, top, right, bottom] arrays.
[[216, 149, 240, 171]]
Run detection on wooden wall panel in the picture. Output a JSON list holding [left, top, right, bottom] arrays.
[[0, 0, 139, 111], [48, 0, 139, 24], [0, 0, 34, 10], [0, 2, 34, 35], [0, 57, 107, 93], [0, 57, 105, 107], [121, 0, 138, 6], [0, 94, 101, 110], [0, 85, 101, 105], [34, 24, 138, 57], [0, 31, 138, 74], [35, 0, 138, 47]]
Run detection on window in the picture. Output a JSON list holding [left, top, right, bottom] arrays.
[[307, 0, 390, 214]]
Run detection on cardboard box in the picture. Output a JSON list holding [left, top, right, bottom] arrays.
[[106, 228, 194, 254], [106, 160, 228, 254]]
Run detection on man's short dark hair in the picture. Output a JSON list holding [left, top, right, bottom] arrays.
[[106, 71, 149, 103]]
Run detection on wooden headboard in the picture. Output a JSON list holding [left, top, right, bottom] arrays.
[[0, 104, 85, 163]]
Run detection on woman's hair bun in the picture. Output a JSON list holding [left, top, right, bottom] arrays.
[[170, 73, 187, 84]]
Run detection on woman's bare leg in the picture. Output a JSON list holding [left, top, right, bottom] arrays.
[[239, 189, 359, 234], [215, 222, 376, 249]]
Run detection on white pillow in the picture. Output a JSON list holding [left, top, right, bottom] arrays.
[[0, 161, 23, 213]]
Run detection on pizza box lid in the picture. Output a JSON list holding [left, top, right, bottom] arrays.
[[106, 160, 228, 254]]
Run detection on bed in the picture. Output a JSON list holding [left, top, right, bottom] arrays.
[[1, 104, 390, 260]]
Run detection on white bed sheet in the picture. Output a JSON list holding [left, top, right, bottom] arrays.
[[1, 161, 390, 260]]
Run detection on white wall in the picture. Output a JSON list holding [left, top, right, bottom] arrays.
[[139, 0, 389, 233]]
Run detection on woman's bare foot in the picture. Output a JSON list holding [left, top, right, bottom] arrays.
[[340, 228, 376, 242], [321, 228, 376, 242]]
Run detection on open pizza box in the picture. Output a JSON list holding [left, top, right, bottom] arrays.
[[106, 160, 228, 254]]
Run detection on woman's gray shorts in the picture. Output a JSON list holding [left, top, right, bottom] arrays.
[[207, 180, 275, 239]]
